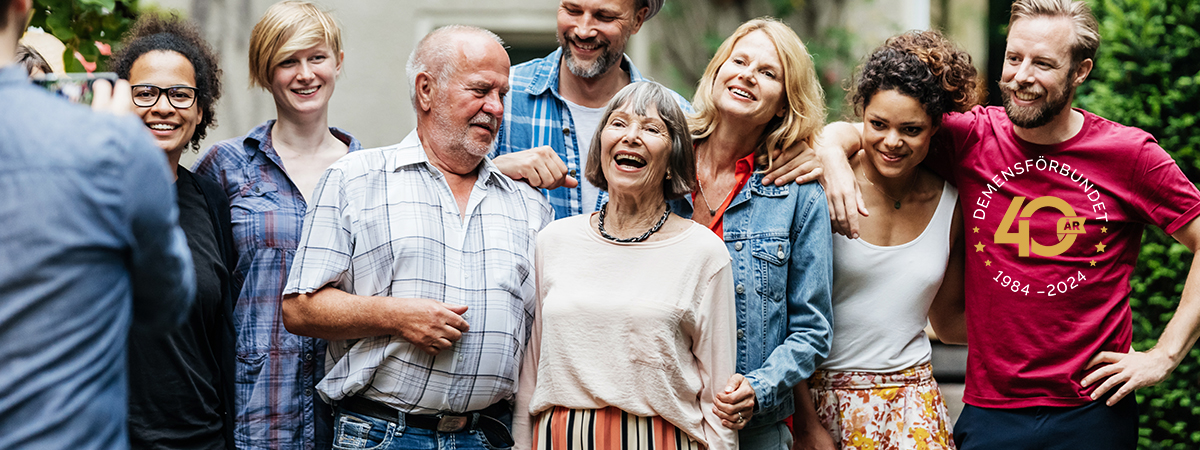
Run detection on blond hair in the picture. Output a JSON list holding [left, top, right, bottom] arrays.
[[1009, 0, 1099, 70], [688, 17, 826, 170], [248, 1, 343, 89]]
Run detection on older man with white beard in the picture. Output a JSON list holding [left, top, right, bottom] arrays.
[[281, 25, 552, 450]]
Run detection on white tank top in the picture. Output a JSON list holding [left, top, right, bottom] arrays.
[[819, 181, 958, 372]]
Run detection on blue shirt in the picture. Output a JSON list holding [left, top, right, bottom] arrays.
[[0, 64, 195, 450], [672, 171, 834, 428], [493, 48, 691, 219], [192, 120, 361, 450]]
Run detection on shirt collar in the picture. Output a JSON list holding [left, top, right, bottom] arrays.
[[522, 48, 646, 97], [241, 119, 364, 159], [389, 130, 520, 193]]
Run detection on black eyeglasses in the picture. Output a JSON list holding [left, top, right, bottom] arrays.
[[131, 84, 198, 109]]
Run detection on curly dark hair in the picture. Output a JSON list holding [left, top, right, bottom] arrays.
[[850, 30, 978, 126], [109, 14, 222, 151]]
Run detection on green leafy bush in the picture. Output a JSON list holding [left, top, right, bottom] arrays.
[[29, 0, 139, 72], [1076, 0, 1200, 448]]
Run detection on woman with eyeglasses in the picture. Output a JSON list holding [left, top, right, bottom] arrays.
[[190, 2, 361, 448], [109, 13, 236, 450]]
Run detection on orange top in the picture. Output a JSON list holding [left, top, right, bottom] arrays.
[[696, 153, 756, 238]]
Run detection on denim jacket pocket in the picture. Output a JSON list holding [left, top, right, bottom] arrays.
[[751, 236, 790, 303]]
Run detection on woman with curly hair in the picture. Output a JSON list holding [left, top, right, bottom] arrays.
[[793, 30, 979, 449], [109, 13, 236, 450]]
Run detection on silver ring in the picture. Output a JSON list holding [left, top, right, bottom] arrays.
[[736, 411, 744, 423]]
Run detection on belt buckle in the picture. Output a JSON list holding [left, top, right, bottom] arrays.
[[436, 414, 469, 432]]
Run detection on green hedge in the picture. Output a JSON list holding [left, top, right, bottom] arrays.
[[1075, 0, 1200, 448]]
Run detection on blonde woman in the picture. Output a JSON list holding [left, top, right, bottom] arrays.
[[191, 2, 361, 448], [679, 18, 834, 450]]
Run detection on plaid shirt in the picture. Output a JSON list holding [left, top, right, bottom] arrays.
[[284, 131, 553, 414], [492, 48, 691, 219], [192, 120, 362, 450]]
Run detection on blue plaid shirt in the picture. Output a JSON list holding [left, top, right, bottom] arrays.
[[192, 121, 362, 450], [492, 48, 691, 219]]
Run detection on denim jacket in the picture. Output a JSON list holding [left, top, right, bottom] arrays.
[[671, 172, 834, 428]]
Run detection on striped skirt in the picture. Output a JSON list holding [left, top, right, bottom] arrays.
[[532, 405, 703, 450], [809, 362, 955, 450]]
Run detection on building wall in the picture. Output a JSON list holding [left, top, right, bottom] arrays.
[[144, 0, 660, 166], [143, 0, 984, 166]]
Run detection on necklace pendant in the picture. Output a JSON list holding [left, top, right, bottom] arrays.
[[708, 208, 717, 216], [894, 200, 902, 209]]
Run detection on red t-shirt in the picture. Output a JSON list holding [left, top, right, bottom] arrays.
[[932, 106, 1200, 408]]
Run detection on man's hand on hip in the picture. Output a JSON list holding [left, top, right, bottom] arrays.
[[1082, 348, 1175, 405]]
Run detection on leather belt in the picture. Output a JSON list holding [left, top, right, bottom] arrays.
[[338, 395, 511, 435]]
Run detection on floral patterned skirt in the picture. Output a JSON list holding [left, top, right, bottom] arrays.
[[809, 362, 955, 450]]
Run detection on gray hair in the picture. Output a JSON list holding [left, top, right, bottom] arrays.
[[1009, 0, 1099, 71], [585, 81, 695, 200], [405, 25, 505, 108]]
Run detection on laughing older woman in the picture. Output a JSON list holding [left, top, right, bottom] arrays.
[[515, 81, 739, 450]]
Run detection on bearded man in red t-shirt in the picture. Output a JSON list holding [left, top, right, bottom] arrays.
[[811, 1, 1200, 448]]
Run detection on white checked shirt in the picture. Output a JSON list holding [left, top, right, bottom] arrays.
[[284, 130, 553, 414]]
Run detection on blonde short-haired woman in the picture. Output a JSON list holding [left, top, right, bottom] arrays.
[[191, 2, 361, 448]]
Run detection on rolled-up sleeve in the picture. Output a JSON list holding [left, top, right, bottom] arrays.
[[745, 184, 834, 412], [284, 166, 353, 296]]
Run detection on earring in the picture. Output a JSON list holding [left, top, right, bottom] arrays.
[[665, 171, 672, 180]]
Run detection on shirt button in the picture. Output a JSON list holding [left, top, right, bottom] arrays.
[[777, 250, 786, 259], [736, 284, 745, 294], [569, 169, 577, 177], [304, 388, 312, 396], [734, 242, 743, 251], [305, 352, 313, 361], [458, 354, 464, 362], [562, 127, 570, 135], [737, 329, 745, 339]]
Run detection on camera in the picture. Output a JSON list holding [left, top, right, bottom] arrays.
[[32, 72, 119, 105]]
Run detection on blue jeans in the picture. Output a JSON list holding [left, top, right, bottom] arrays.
[[331, 408, 513, 450], [739, 421, 793, 450]]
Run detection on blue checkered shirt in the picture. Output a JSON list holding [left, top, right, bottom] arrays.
[[192, 120, 362, 450], [492, 48, 691, 219], [284, 130, 553, 414]]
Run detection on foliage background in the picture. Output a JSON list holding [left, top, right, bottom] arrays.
[[28, 0, 138, 72], [1075, 0, 1200, 448], [21, 0, 1199, 447]]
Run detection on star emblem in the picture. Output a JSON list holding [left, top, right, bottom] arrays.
[[973, 227, 980, 233], [975, 242, 985, 252], [1095, 242, 1107, 253], [985, 260, 992, 267], [1101, 226, 1108, 233], [1090, 260, 1097, 266]]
